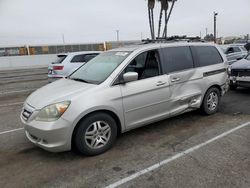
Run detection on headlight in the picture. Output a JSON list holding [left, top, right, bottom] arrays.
[[35, 101, 70, 122]]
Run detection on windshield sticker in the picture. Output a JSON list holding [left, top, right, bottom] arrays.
[[115, 52, 128, 56]]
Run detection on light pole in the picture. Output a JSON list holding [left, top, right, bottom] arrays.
[[214, 12, 218, 43]]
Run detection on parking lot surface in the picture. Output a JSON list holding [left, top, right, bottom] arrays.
[[0, 68, 249, 188]]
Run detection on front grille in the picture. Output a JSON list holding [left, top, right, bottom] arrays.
[[231, 69, 250, 77], [22, 108, 32, 121]]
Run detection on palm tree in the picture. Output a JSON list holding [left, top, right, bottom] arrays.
[[157, 0, 168, 38], [147, 0, 177, 40], [148, 0, 156, 40], [162, 0, 177, 38]]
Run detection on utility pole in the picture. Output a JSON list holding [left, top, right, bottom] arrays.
[[214, 12, 218, 44], [62, 34, 65, 44], [116, 30, 120, 42], [205, 28, 208, 37]]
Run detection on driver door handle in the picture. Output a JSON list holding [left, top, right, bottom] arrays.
[[156, 81, 166, 86]]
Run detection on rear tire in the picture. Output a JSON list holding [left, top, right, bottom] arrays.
[[201, 87, 221, 115], [73, 112, 117, 156]]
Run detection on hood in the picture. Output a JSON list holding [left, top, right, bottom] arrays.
[[231, 59, 250, 69], [26, 78, 96, 109]]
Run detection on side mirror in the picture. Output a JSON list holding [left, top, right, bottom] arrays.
[[123, 72, 138, 83]]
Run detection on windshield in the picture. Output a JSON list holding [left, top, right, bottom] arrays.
[[246, 54, 250, 61], [70, 51, 130, 84]]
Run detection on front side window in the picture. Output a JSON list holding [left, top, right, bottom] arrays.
[[161, 46, 194, 73], [124, 50, 160, 80], [70, 51, 130, 84], [240, 47, 247, 52], [192, 46, 223, 67]]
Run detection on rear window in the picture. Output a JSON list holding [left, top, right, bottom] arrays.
[[160, 46, 194, 73], [191, 46, 223, 67], [54, 55, 67, 64]]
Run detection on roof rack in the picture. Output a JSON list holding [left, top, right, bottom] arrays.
[[141, 35, 205, 44]]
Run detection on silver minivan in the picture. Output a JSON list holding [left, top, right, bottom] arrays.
[[21, 43, 229, 155]]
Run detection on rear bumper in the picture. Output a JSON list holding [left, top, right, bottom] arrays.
[[48, 75, 64, 82]]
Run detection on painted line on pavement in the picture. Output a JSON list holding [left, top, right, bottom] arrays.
[[0, 89, 37, 95], [0, 102, 24, 108], [105, 121, 250, 188], [0, 128, 24, 135]]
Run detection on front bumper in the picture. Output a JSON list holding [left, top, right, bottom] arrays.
[[21, 106, 73, 152], [230, 76, 250, 88]]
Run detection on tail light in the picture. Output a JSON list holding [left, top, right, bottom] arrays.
[[53, 66, 64, 70]]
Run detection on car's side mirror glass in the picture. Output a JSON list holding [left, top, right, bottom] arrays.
[[123, 72, 138, 83]]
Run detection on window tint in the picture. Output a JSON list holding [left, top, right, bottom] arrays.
[[71, 55, 85, 63], [191, 46, 223, 67], [233, 47, 241, 52], [124, 50, 160, 80], [161, 46, 194, 73]]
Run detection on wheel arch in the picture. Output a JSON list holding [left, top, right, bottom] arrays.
[[71, 109, 122, 149]]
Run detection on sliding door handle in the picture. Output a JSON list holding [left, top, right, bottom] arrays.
[[171, 77, 180, 82]]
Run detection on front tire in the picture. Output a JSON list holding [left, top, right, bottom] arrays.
[[73, 112, 117, 156], [201, 87, 221, 115]]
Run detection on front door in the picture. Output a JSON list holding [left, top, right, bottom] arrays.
[[120, 50, 172, 130]]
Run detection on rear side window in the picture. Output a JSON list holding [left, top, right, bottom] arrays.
[[54, 55, 67, 64], [160, 46, 194, 73], [191, 46, 223, 67]]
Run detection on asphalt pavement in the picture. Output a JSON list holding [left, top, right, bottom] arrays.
[[0, 68, 249, 188]]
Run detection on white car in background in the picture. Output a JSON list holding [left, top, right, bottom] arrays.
[[220, 45, 248, 65], [48, 51, 101, 82]]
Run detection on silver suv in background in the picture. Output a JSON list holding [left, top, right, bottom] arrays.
[[48, 51, 100, 82], [21, 43, 228, 156], [220, 45, 248, 65]]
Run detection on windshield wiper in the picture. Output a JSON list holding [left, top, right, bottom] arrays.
[[71, 78, 90, 83]]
